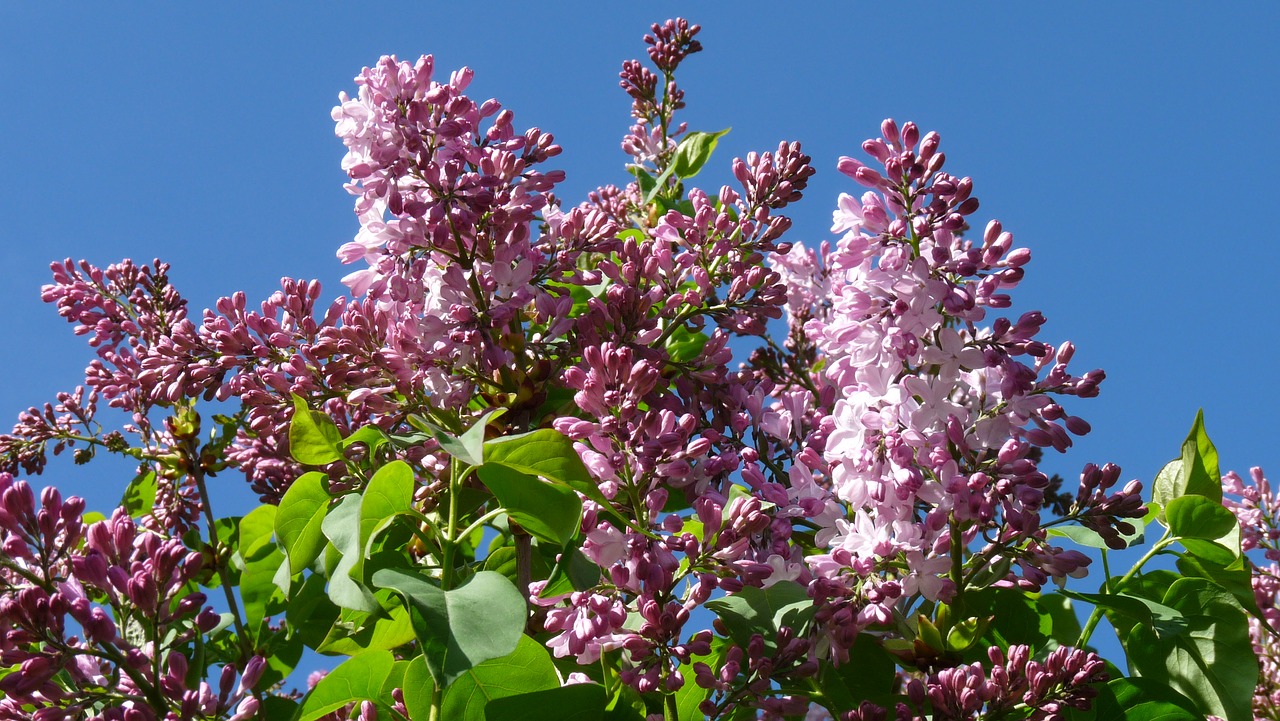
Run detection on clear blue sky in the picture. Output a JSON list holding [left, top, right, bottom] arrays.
[[2, 1, 1277, 657]]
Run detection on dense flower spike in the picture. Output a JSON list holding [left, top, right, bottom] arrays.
[[0, 16, 1257, 721]]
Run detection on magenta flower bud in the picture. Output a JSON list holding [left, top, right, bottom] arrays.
[[854, 166, 887, 189], [3, 535, 30, 559], [880, 119, 900, 146], [239, 656, 266, 694], [228, 697, 259, 721], [219, 663, 237, 699], [85, 607, 117, 644], [196, 607, 221, 633], [175, 593, 207, 618], [902, 121, 920, 149], [40, 487, 62, 513], [1064, 416, 1091, 435]]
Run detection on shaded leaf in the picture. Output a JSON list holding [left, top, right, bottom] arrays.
[[1059, 589, 1187, 640], [371, 568, 525, 685], [1086, 677, 1201, 721], [1048, 521, 1144, 550], [1126, 577, 1257, 721], [1035, 593, 1083, 648], [484, 684, 607, 721], [276, 471, 330, 575], [322, 494, 375, 612], [441, 636, 559, 721], [705, 580, 812, 651], [121, 470, 157, 518], [478, 463, 582, 546], [483, 429, 613, 511], [817, 634, 896, 708]]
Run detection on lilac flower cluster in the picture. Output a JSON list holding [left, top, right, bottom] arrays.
[[899, 644, 1106, 721], [0, 472, 262, 721], [1223, 466, 1280, 718], [763, 120, 1146, 659], [0, 17, 1157, 720]]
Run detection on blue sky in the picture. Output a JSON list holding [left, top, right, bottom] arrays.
[[2, 1, 1278, 661]]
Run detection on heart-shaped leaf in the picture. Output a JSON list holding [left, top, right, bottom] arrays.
[[296, 650, 395, 721], [276, 471, 330, 575], [1126, 577, 1257, 721], [441, 635, 560, 720], [372, 568, 525, 685], [477, 463, 582, 546], [289, 394, 343, 465]]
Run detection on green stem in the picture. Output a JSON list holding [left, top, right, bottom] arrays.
[[949, 521, 967, 610], [664, 688, 680, 721], [192, 463, 254, 662], [441, 459, 464, 592], [431, 457, 466, 720], [457, 507, 506, 545], [1076, 529, 1174, 648]]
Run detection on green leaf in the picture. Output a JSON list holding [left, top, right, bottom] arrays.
[[672, 128, 730, 180], [628, 166, 657, 200], [946, 616, 989, 652], [646, 164, 676, 204], [720, 484, 773, 524], [410, 409, 500, 467], [360, 461, 415, 554], [603, 683, 646, 721], [1048, 520, 1145, 550], [1165, 495, 1238, 542], [1153, 411, 1222, 509], [289, 394, 343, 465], [400, 656, 433, 721], [1035, 593, 1083, 648], [441, 635, 560, 720], [371, 568, 525, 685], [704, 581, 812, 651], [315, 602, 417, 656], [276, 471, 331, 575], [237, 505, 283, 640], [322, 494, 376, 612], [296, 650, 394, 721], [484, 684, 607, 721], [817, 633, 896, 708], [546, 546, 602, 597], [478, 464, 582, 546], [341, 425, 392, 455], [676, 639, 726, 719], [121, 470, 157, 518], [1165, 494, 1240, 564], [1060, 589, 1187, 639], [664, 324, 709, 365], [483, 429, 613, 511], [1126, 577, 1258, 721], [1087, 677, 1201, 720]]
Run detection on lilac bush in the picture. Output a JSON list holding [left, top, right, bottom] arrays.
[[0, 17, 1266, 721]]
